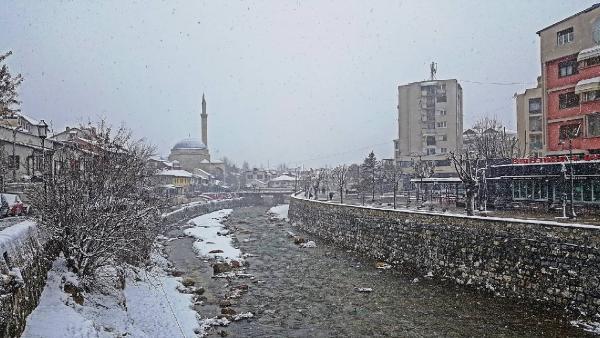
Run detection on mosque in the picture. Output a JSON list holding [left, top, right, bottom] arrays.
[[168, 94, 225, 179]]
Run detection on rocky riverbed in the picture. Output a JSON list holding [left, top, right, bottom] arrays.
[[165, 206, 592, 337]]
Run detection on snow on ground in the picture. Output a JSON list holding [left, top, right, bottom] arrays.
[[571, 320, 600, 335], [184, 209, 241, 262], [268, 204, 289, 221], [23, 255, 199, 338]]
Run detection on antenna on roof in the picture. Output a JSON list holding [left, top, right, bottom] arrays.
[[430, 62, 437, 80]]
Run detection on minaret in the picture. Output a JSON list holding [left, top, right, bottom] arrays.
[[201, 93, 208, 147]]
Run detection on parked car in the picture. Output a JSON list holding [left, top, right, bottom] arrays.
[[1, 194, 25, 216]]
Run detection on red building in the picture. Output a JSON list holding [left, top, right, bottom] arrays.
[[535, 4, 600, 156]]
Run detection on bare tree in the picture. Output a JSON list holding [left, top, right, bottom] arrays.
[[449, 150, 481, 216], [311, 169, 327, 200], [331, 164, 349, 204], [382, 161, 403, 209], [411, 156, 435, 202], [300, 171, 312, 198], [29, 121, 162, 285], [466, 117, 520, 160]]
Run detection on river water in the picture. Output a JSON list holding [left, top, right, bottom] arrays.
[[165, 206, 591, 337]]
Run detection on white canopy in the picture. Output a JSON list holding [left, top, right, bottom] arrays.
[[577, 45, 600, 62], [574, 76, 600, 94]]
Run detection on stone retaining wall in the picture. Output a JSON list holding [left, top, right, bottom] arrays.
[[161, 197, 255, 224], [289, 196, 600, 317], [0, 222, 58, 337]]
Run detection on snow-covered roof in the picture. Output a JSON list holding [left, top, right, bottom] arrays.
[[193, 168, 213, 179], [156, 169, 193, 178], [420, 81, 438, 86], [18, 113, 41, 126], [172, 138, 206, 150], [200, 159, 210, 164], [270, 174, 296, 182], [410, 177, 462, 183]]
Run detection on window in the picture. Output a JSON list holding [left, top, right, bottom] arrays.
[[559, 123, 582, 140], [529, 116, 542, 132], [559, 92, 579, 109], [440, 147, 447, 154], [437, 95, 447, 103], [581, 90, 600, 103], [426, 136, 436, 145], [557, 27, 574, 45], [439, 110, 447, 116], [588, 113, 600, 137], [437, 134, 447, 141], [558, 60, 578, 77], [581, 56, 600, 68], [436, 121, 447, 128], [529, 134, 543, 150], [8, 155, 19, 170], [426, 148, 436, 155], [528, 98, 541, 114]]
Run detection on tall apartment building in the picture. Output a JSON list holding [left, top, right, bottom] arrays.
[[394, 79, 463, 176], [517, 4, 600, 157]]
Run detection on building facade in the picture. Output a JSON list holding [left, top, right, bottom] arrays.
[[515, 79, 543, 157], [394, 79, 463, 176], [520, 4, 600, 157]]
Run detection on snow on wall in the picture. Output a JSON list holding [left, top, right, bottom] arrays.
[[289, 196, 600, 318], [0, 220, 57, 337], [162, 198, 252, 224]]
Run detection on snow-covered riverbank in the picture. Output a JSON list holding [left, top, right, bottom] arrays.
[[22, 252, 199, 337]]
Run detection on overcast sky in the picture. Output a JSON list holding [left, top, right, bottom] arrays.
[[2, 1, 597, 167]]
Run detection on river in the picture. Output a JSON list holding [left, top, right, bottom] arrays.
[[165, 205, 591, 337]]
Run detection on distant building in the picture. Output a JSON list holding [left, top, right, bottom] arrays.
[[394, 79, 463, 176], [168, 94, 225, 179], [153, 169, 193, 196], [268, 174, 296, 189], [515, 78, 543, 157]]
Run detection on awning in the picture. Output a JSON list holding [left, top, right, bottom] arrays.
[[577, 45, 600, 62], [574, 76, 600, 94]]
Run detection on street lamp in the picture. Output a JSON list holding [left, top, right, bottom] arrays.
[[38, 120, 48, 180], [558, 127, 578, 219], [11, 126, 23, 182]]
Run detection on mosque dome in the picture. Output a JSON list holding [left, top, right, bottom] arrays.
[[172, 138, 207, 150]]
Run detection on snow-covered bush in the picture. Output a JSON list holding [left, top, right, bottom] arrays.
[[29, 121, 162, 285]]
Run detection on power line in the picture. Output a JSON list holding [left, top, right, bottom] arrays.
[[288, 140, 392, 166], [459, 79, 537, 86]]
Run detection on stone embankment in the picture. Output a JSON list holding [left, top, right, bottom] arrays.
[[162, 197, 254, 224], [0, 221, 57, 337], [288, 196, 600, 317]]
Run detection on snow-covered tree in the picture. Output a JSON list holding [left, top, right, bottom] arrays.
[[0, 51, 23, 115], [30, 121, 162, 285], [360, 151, 379, 201]]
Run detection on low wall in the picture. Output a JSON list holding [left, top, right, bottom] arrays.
[[162, 197, 255, 224], [289, 196, 600, 317], [0, 221, 58, 337]]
